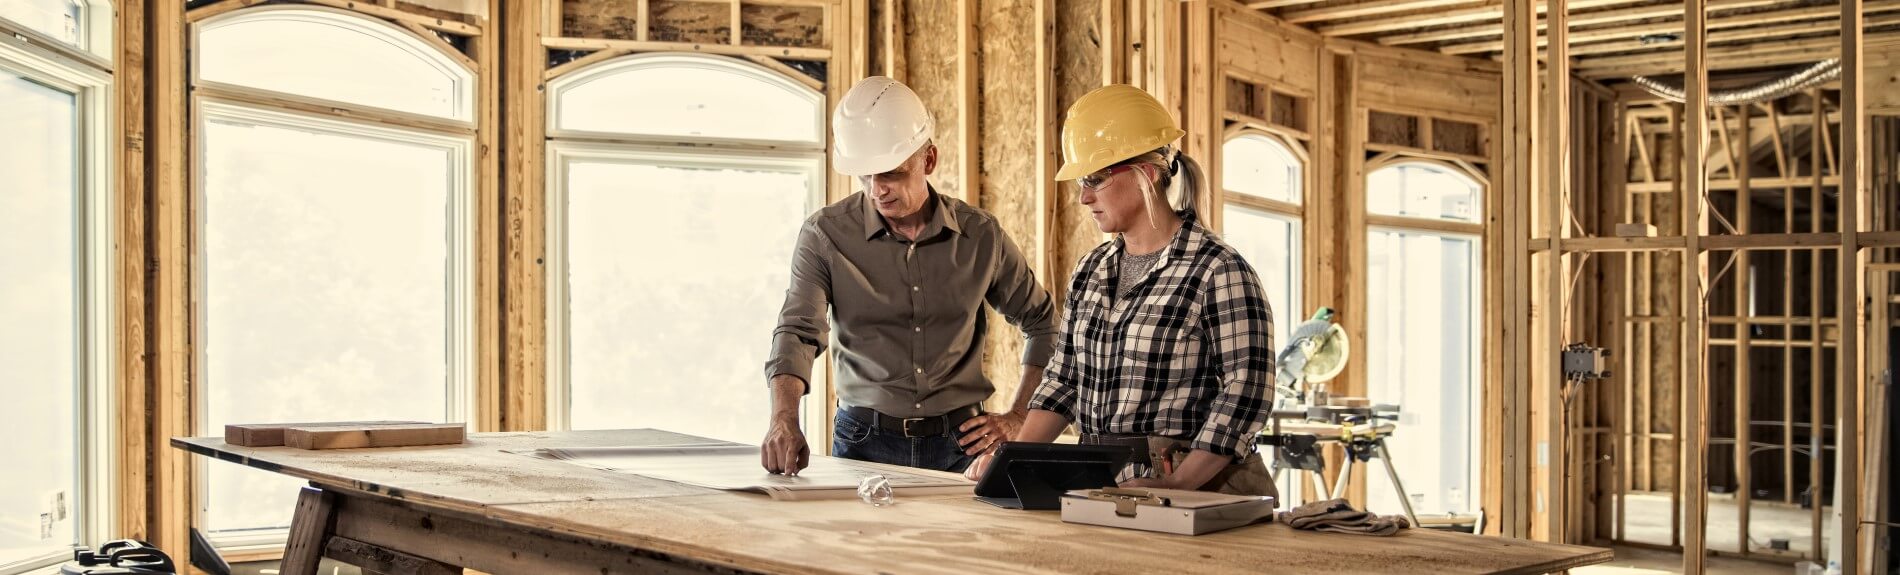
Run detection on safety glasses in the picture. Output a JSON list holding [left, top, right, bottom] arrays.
[[1078, 164, 1142, 190]]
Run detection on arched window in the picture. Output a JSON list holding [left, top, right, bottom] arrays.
[[545, 54, 826, 445], [1363, 158, 1485, 519], [191, 6, 477, 542], [1219, 131, 1304, 347], [194, 6, 475, 121], [1, 4, 114, 570]]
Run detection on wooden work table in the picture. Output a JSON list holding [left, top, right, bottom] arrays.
[[174, 429, 1611, 575]]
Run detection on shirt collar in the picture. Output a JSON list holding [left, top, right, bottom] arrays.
[[861, 184, 962, 241], [1095, 210, 1203, 286]]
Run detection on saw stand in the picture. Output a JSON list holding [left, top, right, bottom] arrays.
[[1260, 404, 1420, 527]]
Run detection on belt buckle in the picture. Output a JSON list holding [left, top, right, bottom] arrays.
[[901, 417, 926, 437]]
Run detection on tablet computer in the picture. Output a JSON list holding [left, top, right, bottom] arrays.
[[973, 442, 1133, 510]]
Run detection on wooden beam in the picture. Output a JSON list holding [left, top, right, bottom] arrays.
[[1246, 0, 1322, 8], [1377, 0, 1779, 46], [150, 0, 193, 559], [473, 0, 501, 432], [1438, 1, 1900, 56], [1540, 0, 1570, 544], [1186, 0, 1215, 230], [541, 37, 831, 60], [957, 0, 979, 206], [1839, 0, 1866, 570], [1501, 0, 1537, 540], [1576, 32, 1900, 78], [1101, 0, 1123, 86], [1734, 100, 1753, 559], [1557, 12, 1900, 58], [501, 0, 547, 431], [115, 0, 149, 544], [1283, 0, 1480, 24], [882, 0, 905, 81], [1036, 0, 1058, 287], [1682, 0, 1710, 569]]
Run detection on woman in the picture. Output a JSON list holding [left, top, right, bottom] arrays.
[[966, 84, 1277, 497]]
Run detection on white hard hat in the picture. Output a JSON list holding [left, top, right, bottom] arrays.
[[831, 76, 935, 176]]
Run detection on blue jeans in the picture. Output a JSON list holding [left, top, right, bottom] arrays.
[[832, 408, 974, 473]]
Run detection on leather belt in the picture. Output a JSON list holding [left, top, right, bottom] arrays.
[[844, 404, 982, 438], [1080, 432, 1157, 466]]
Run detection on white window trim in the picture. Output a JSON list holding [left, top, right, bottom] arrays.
[[545, 52, 827, 151], [542, 141, 829, 438], [1365, 157, 1487, 516], [190, 5, 477, 124], [0, 0, 113, 62], [1221, 130, 1306, 209], [543, 53, 828, 449], [0, 28, 115, 575], [188, 98, 477, 545]]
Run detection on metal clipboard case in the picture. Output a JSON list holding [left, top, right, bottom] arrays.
[[1059, 488, 1276, 535]]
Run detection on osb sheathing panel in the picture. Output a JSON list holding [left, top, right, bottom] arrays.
[[742, 3, 825, 48], [978, 0, 1037, 407], [1216, 10, 1318, 96], [903, 0, 961, 202], [1356, 54, 1499, 120], [1870, 49, 1900, 112], [563, 0, 639, 40], [649, 0, 730, 44], [1056, 0, 1105, 297]]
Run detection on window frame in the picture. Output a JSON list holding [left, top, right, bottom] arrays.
[[541, 53, 829, 449], [1361, 156, 1488, 517], [0, 0, 114, 63], [189, 5, 478, 126], [0, 21, 116, 575], [544, 52, 827, 150], [185, 8, 478, 548], [1218, 127, 1307, 337]]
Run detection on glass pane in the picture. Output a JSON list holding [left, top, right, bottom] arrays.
[[1222, 134, 1301, 204], [564, 159, 811, 443], [0, 0, 79, 45], [197, 10, 470, 120], [0, 68, 79, 566], [1218, 204, 1300, 347], [1364, 229, 1481, 517], [200, 115, 456, 534], [1367, 163, 1480, 223], [556, 60, 822, 143]]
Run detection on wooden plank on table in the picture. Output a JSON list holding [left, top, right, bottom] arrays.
[[285, 424, 467, 450], [227, 421, 428, 447]]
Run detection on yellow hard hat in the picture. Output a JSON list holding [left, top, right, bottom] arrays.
[[1054, 84, 1185, 181]]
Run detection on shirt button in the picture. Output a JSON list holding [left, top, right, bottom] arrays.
[[913, 286, 920, 292], [914, 366, 923, 374], [914, 326, 922, 332], [914, 403, 922, 409]]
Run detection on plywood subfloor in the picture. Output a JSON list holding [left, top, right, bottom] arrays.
[[1619, 491, 1832, 557]]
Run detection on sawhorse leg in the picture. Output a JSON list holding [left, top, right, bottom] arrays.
[[280, 486, 460, 575], [1374, 438, 1422, 526]]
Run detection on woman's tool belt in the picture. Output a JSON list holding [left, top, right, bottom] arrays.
[[1078, 433, 1278, 499]]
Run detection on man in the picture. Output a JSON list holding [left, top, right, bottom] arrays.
[[761, 76, 1056, 474]]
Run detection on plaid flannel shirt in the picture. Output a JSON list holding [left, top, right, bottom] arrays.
[[1030, 211, 1276, 473]]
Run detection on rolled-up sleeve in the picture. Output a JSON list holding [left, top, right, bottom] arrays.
[[763, 218, 832, 393], [1190, 256, 1276, 461], [985, 228, 1057, 367], [1028, 300, 1080, 420]]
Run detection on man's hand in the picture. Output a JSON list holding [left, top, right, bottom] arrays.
[[963, 453, 993, 481], [761, 414, 809, 476], [957, 408, 1025, 456]]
